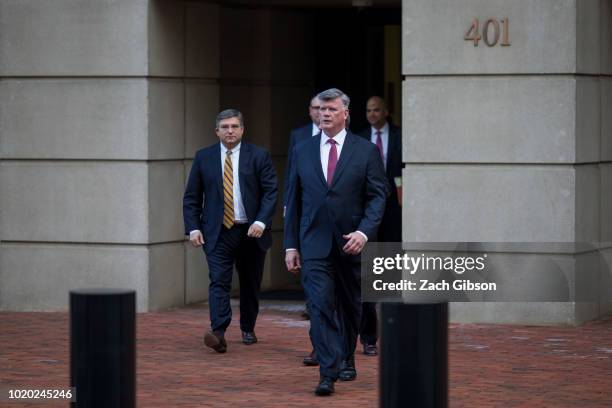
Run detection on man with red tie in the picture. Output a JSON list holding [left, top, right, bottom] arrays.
[[284, 88, 387, 395], [357, 96, 403, 357], [183, 109, 278, 353]]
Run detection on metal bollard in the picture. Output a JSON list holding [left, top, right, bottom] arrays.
[[380, 302, 448, 408], [70, 289, 136, 408]]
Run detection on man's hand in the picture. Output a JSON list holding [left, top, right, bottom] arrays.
[[342, 232, 366, 255], [285, 249, 302, 274], [247, 223, 264, 238], [189, 230, 205, 247]]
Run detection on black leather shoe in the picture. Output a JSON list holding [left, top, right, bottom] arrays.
[[363, 343, 378, 356], [338, 356, 356, 381], [314, 376, 335, 396], [302, 350, 319, 366], [241, 331, 258, 345], [204, 330, 227, 353]]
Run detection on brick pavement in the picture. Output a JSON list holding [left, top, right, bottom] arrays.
[[1, 303, 611, 407]]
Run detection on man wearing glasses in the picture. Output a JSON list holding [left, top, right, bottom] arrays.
[[183, 109, 278, 353]]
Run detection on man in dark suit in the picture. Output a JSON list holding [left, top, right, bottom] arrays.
[[357, 96, 403, 357], [284, 95, 321, 366], [183, 109, 278, 353], [284, 95, 321, 208], [284, 89, 387, 396]]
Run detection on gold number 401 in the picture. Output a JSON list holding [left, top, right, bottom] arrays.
[[464, 18, 511, 47]]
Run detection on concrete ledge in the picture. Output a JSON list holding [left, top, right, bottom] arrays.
[[403, 0, 599, 74], [0, 0, 148, 76], [0, 79, 148, 160], [148, 161, 185, 243], [0, 243, 150, 312], [148, 79, 185, 160], [403, 76, 599, 164], [402, 165, 597, 242], [149, 243, 185, 311], [0, 161, 149, 243], [450, 302, 596, 325]]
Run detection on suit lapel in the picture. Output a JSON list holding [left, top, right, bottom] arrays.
[[386, 127, 398, 177], [238, 142, 250, 199], [330, 132, 357, 188], [309, 135, 327, 188], [212, 143, 223, 199]]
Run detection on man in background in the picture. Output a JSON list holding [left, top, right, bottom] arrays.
[[357, 96, 402, 356], [285, 95, 322, 366]]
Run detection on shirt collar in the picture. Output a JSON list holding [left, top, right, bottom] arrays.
[[312, 123, 320, 136], [321, 128, 347, 147], [221, 142, 241, 155], [371, 122, 389, 135]]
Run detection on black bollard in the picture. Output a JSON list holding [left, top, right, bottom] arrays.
[[380, 302, 448, 408], [70, 289, 136, 408]]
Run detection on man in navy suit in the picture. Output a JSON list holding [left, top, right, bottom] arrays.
[[284, 89, 387, 395], [357, 96, 403, 357], [284, 95, 321, 208], [284, 95, 322, 367], [183, 109, 278, 353]]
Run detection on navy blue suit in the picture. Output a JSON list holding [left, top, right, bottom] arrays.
[[184, 142, 278, 333], [358, 124, 402, 242], [284, 123, 317, 206], [284, 132, 387, 379], [357, 124, 403, 346]]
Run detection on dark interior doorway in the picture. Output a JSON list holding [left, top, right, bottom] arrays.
[[313, 7, 401, 132]]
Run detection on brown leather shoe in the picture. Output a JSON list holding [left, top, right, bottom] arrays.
[[204, 330, 227, 353], [363, 343, 378, 356], [303, 349, 319, 366]]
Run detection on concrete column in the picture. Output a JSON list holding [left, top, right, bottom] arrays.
[[0, 0, 204, 311], [402, 0, 611, 324], [183, 2, 221, 305]]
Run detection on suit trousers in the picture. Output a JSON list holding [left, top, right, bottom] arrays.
[[302, 240, 362, 379], [205, 224, 266, 333], [360, 302, 378, 345]]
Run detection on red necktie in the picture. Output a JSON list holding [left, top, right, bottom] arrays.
[[375, 130, 385, 164], [327, 139, 338, 186]]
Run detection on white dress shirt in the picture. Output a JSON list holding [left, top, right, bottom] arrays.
[[370, 122, 389, 168], [312, 123, 320, 136], [189, 142, 264, 238]]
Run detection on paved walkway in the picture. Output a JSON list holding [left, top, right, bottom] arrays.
[[1, 302, 612, 407]]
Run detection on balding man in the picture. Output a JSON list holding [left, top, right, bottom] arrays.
[[357, 96, 402, 356]]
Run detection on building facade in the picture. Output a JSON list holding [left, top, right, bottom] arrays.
[[0, 0, 610, 324]]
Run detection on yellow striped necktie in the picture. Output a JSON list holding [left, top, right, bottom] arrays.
[[222, 150, 235, 229]]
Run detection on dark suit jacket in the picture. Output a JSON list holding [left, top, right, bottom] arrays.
[[183, 142, 278, 254], [284, 132, 387, 260], [284, 123, 317, 206], [358, 124, 402, 242]]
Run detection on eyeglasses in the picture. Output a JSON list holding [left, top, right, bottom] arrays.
[[218, 124, 242, 131]]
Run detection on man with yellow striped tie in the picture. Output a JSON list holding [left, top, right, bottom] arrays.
[[183, 109, 278, 353]]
